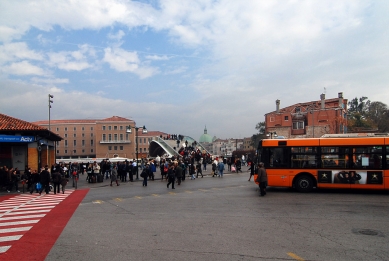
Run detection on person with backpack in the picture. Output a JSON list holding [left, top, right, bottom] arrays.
[[196, 162, 203, 178], [149, 160, 156, 181], [141, 163, 150, 187]]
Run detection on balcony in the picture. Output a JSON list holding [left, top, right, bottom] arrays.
[[99, 139, 131, 144]]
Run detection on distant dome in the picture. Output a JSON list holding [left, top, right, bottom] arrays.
[[199, 126, 212, 143]]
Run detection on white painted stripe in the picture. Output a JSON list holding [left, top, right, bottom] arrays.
[[0, 220, 39, 226], [0, 246, 11, 253], [2, 210, 50, 216], [0, 214, 46, 221], [0, 226, 32, 233], [0, 235, 23, 242], [13, 206, 55, 211]]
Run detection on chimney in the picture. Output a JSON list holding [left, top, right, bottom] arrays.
[[320, 93, 325, 110], [276, 99, 280, 113], [338, 92, 343, 108]]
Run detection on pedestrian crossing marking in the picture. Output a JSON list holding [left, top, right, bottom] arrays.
[[0, 190, 74, 254]]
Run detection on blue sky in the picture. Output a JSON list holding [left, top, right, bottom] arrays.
[[1, 0, 388, 140]]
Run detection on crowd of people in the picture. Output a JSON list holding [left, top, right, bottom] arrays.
[[0, 149, 269, 196]]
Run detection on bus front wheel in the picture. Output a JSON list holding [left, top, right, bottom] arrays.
[[295, 175, 313, 192]]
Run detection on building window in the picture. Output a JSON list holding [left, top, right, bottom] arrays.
[[292, 121, 304, 129], [140, 148, 142, 153], [284, 116, 289, 121], [108, 126, 112, 130], [73, 133, 76, 137], [270, 117, 275, 122], [120, 126, 123, 130], [65, 150, 67, 154], [91, 149, 94, 153], [82, 140, 85, 146], [119, 146, 123, 150], [82, 149, 85, 153], [73, 150, 76, 154], [114, 126, 118, 130], [108, 134, 112, 141], [82, 127, 84, 131], [65, 140, 68, 147], [73, 140, 77, 146], [91, 140, 94, 146], [65, 127, 68, 131], [64, 133, 68, 138], [91, 133, 93, 137], [102, 134, 106, 141], [74, 127, 76, 131], [295, 107, 301, 113], [144, 138, 146, 143], [56, 127, 59, 131], [91, 127, 94, 130], [120, 134, 123, 141], [102, 126, 106, 130], [114, 134, 118, 141], [139, 138, 142, 144], [57, 150, 59, 154], [114, 146, 117, 150], [108, 146, 112, 151], [82, 133, 85, 137]]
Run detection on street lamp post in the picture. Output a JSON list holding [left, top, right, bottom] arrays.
[[266, 131, 277, 139], [126, 125, 147, 180], [48, 94, 54, 166]]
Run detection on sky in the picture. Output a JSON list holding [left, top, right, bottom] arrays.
[[1, 0, 388, 140]]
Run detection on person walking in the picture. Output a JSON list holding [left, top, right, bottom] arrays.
[[7, 169, 20, 193], [51, 170, 62, 194], [39, 165, 51, 194], [218, 161, 225, 177], [175, 161, 183, 185], [60, 174, 68, 194], [196, 162, 203, 178], [167, 163, 176, 189], [29, 169, 40, 194], [190, 163, 196, 180], [248, 159, 256, 181], [110, 165, 120, 186], [256, 162, 268, 196]]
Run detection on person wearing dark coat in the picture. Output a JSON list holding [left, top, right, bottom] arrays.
[[255, 162, 268, 196], [52, 171, 62, 194], [167, 163, 176, 189], [29, 170, 40, 194], [175, 161, 183, 185], [39, 166, 51, 194]]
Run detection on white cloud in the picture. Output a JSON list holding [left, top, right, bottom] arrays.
[[31, 77, 69, 84], [145, 55, 170, 61], [103, 47, 159, 79], [0, 42, 43, 64], [2, 61, 46, 76], [108, 30, 125, 41], [47, 45, 95, 71]]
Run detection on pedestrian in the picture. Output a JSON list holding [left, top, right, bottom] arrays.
[[211, 161, 217, 177], [128, 161, 134, 182], [256, 162, 268, 196], [61, 175, 68, 194], [248, 159, 256, 181], [218, 161, 225, 177], [51, 170, 62, 194], [196, 162, 203, 178], [7, 169, 20, 193], [175, 161, 183, 185], [167, 162, 175, 189], [141, 164, 150, 187], [236, 158, 242, 173], [202, 157, 207, 171], [190, 164, 196, 180], [29, 169, 40, 194], [149, 160, 156, 181], [110, 165, 120, 186], [39, 165, 51, 194]]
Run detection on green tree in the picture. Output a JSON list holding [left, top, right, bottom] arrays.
[[251, 121, 266, 148], [366, 101, 389, 132], [347, 96, 373, 132]]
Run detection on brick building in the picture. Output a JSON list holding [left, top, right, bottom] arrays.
[[265, 93, 348, 138], [34, 116, 167, 160]]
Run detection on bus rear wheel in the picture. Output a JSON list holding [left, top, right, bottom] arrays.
[[295, 175, 313, 192]]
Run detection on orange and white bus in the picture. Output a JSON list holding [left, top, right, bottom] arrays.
[[257, 133, 389, 192]]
